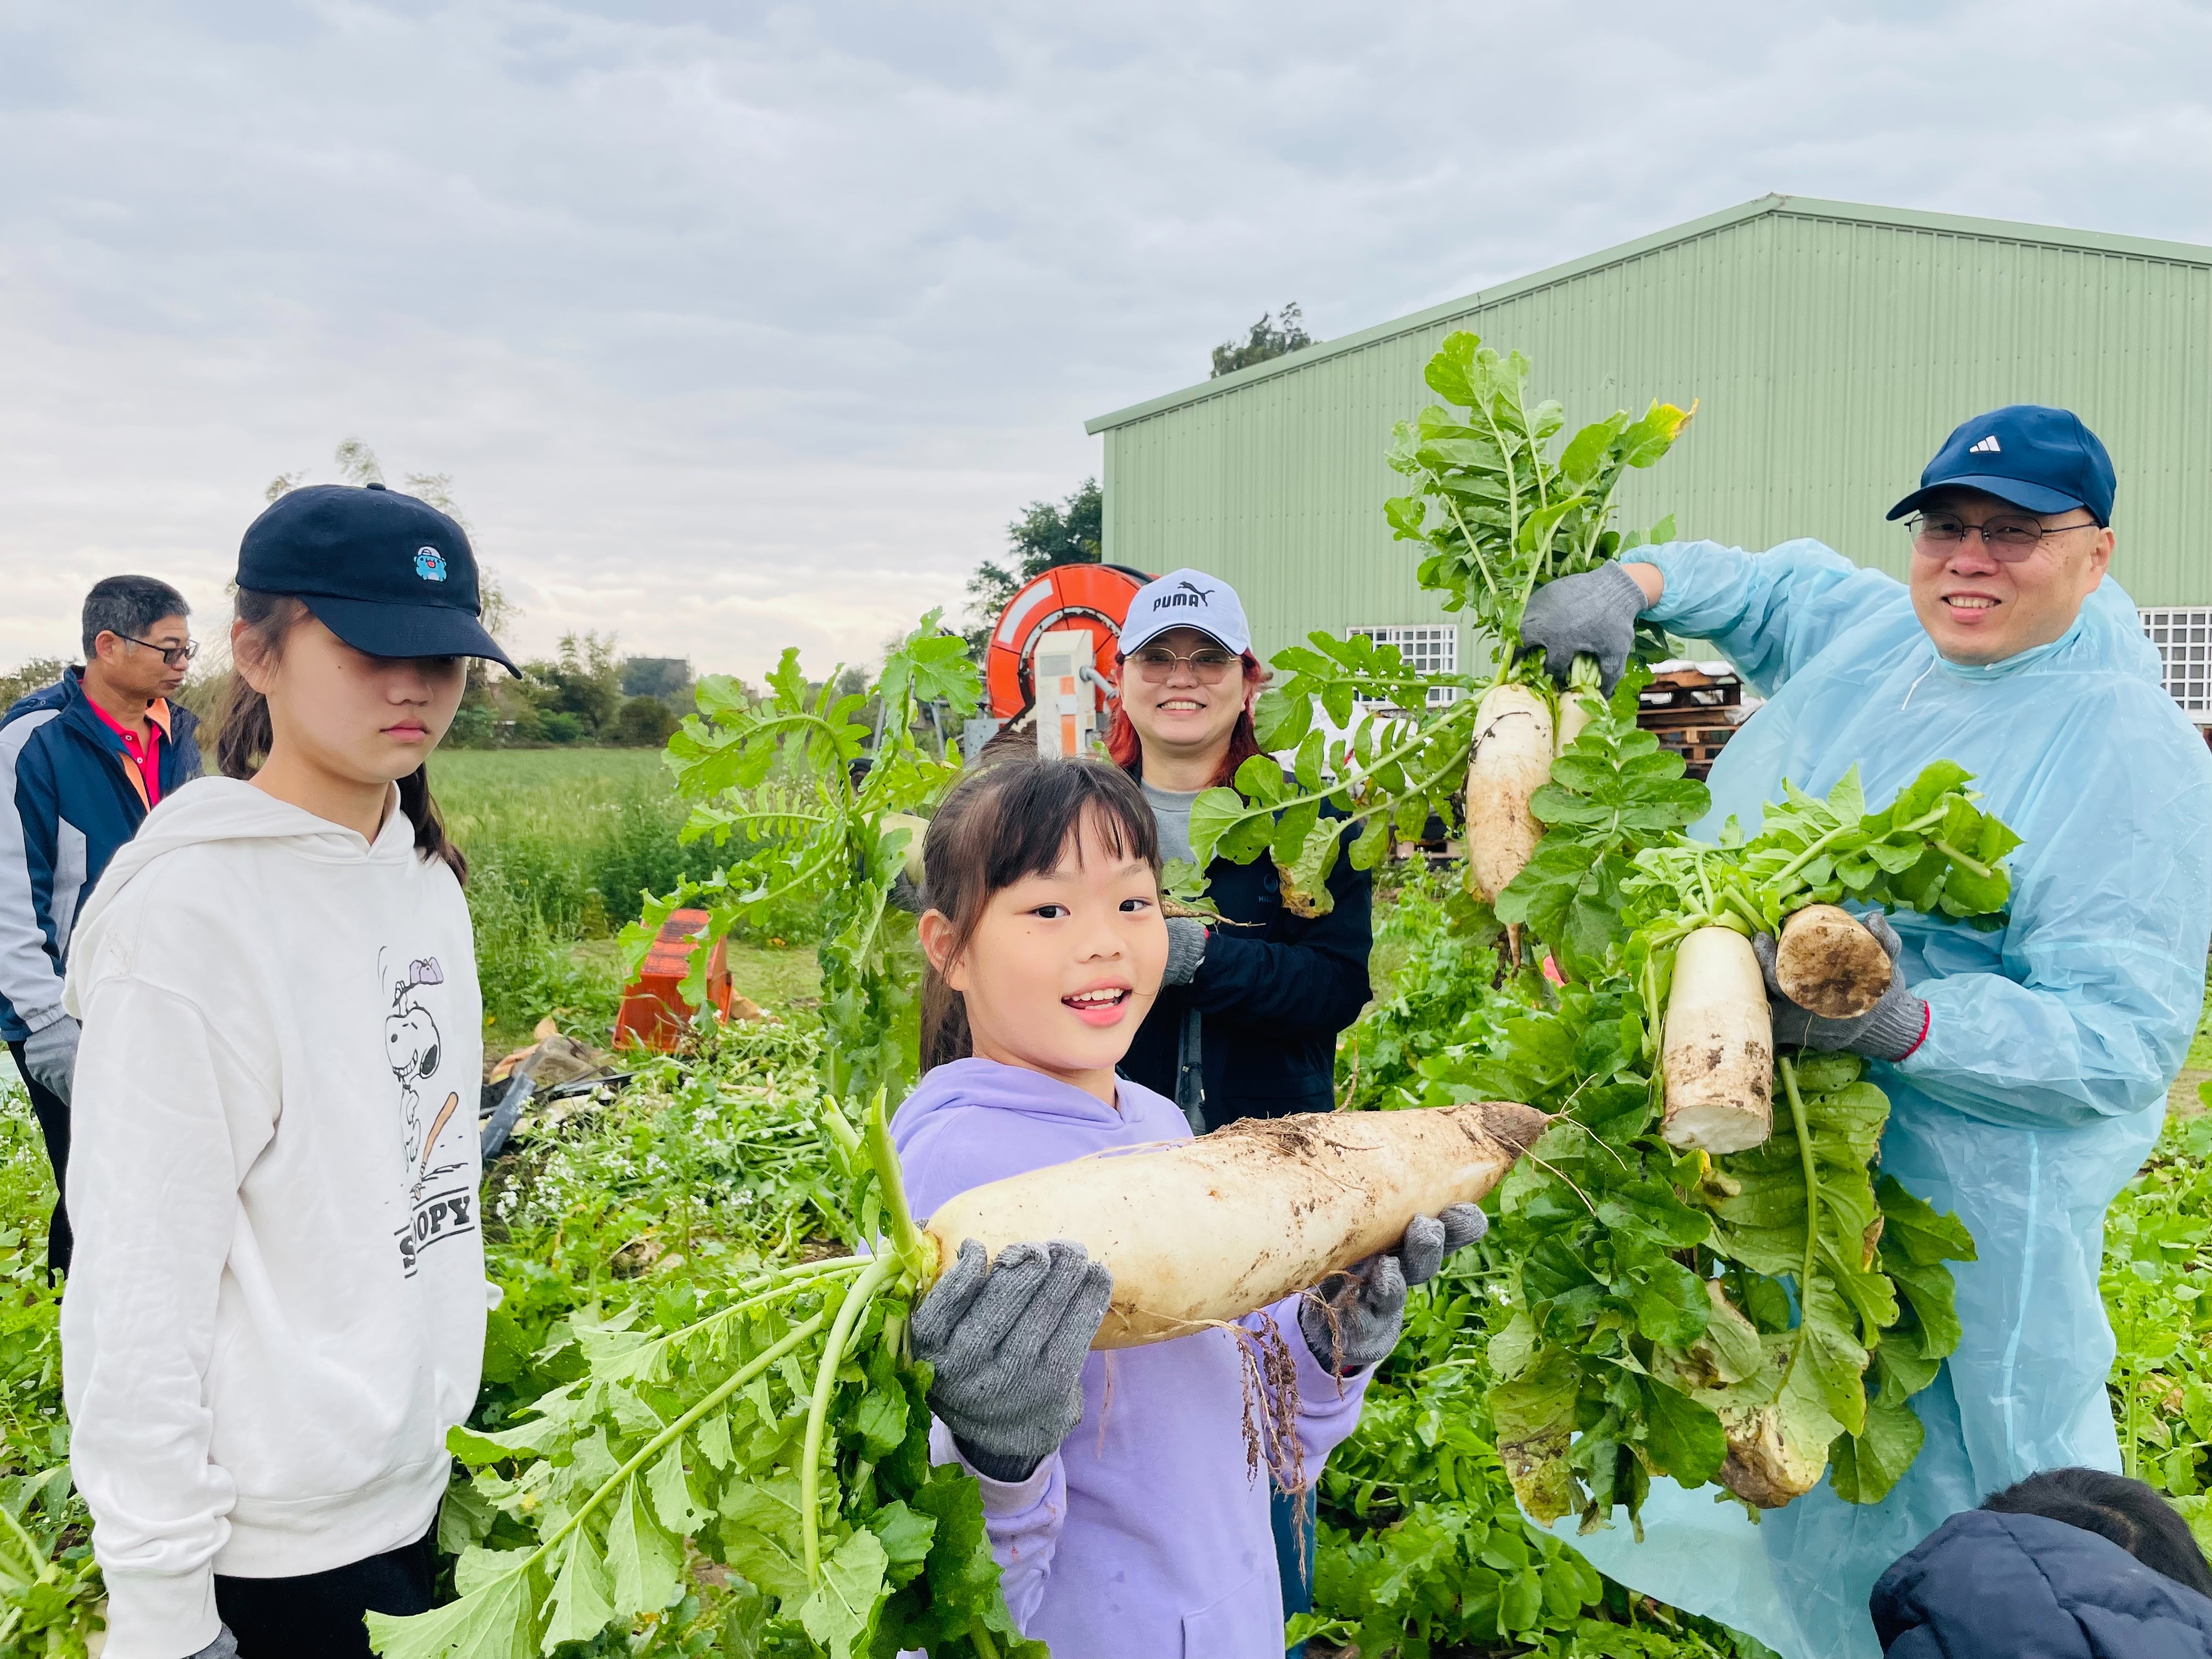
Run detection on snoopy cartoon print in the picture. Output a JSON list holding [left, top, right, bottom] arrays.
[[381, 952, 459, 1180]]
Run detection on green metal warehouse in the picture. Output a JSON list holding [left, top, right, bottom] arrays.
[[1086, 195, 2212, 720]]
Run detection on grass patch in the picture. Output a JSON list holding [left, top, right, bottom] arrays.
[[432, 749, 820, 1051], [435, 750, 725, 1044]]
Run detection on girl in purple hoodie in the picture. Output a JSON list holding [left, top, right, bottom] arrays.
[[892, 757, 1482, 1658]]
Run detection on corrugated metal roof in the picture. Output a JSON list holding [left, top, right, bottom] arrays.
[[1090, 195, 2212, 633], [1088, 195, 2212, 434]]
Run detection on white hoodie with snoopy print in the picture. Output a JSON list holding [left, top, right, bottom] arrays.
[[60, 777, 491, 1658]]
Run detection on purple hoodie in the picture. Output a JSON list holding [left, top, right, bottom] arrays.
[[892, 1058, 1370, 1659]]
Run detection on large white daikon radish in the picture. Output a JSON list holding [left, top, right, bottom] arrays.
[[1465, 685, 1555, 905], [1773, 904, 1893, 1020], [923, 1102, 1547, 1347], [1661, 927, 1774, 1154]]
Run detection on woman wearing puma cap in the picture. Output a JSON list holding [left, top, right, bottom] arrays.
[[1103, 567, 1375, 1641]]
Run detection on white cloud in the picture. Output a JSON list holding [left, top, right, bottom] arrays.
[[0, 0, 2206, 676]]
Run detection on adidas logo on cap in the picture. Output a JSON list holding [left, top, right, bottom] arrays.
[[1968, 435, 2002, 454]]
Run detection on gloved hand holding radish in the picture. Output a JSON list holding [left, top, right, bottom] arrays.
[[1751, 908, 1929, 1060], [1515, 561, 1651, 694], [1299, 1203, 1487, 1374], [910, 1237, 1113, 1481]]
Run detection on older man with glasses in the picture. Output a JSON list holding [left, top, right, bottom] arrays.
[[2, 574, 201, 1277], [1511, 405, 2212, 1658]]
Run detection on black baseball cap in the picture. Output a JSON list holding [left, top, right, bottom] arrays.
[[237, 483, 517, 673], [1886, 404, 2116, 526]]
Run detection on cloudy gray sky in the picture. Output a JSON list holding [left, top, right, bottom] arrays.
[[3, 1, 2208, 679]]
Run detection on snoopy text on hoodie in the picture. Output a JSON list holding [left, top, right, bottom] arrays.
[[59, 776, 491, 1659], [892, 1057, 1370, 1659]]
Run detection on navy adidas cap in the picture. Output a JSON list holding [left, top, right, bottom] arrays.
[[237, 483, 517, 673], [1886, 404, 2115, 526]]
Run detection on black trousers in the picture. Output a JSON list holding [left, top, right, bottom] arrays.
[[215, 1530, 435, 1658], [5, 1040, 72, 1278]]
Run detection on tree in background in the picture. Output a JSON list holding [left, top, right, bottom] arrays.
[[612, 696, 680, 747], [0, 658, 69, 714], [1210, 301, 1313, 378], [267, 437, 464, 517], [521, 631, 622, 740], [961, 477, 1102, 654], [619, 656, 695, 706]]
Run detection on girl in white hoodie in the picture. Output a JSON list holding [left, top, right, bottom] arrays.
[[60, 483, 518, 1659]]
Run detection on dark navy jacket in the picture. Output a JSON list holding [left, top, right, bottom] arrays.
[[1, 670, 201, 1042], [1874, 1509, 2212, 1657], [1120, 809, 1372, 1127]]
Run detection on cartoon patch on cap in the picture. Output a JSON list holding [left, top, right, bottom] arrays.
[[414, 546, 448, 582]]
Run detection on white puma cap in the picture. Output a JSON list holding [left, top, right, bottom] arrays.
[[1117, 567, 1251, 657]]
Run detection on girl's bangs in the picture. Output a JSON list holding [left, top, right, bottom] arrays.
[[977, 761, 1161, 893]]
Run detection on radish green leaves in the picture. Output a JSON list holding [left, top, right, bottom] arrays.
[[369, 1097, 1037, 1659], [1385, 329, 1690, 662], [628, 612, 979, 1104], [1195, 330, 1696, 916]]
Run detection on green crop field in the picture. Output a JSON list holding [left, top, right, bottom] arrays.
[[7, 562, 2212, 1657], [431, 748, 819, 1048], [1, 721, 2208, 1654]]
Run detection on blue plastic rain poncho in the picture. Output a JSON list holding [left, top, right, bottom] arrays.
[[1549, 540, 2212, 1659]]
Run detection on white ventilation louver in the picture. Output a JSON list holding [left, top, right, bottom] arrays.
[[2140, 608, 2212, 722], [1346, 625, 1461, 707]]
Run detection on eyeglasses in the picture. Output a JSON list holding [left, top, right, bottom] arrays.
[[1906, 513, 2100, 564], [1126, 646, 1239, 684], [112, 633, 199, 668]]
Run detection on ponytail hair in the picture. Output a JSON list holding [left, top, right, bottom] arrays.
[[219, 587, 467, 884], [919, 757, 1159, 1073]]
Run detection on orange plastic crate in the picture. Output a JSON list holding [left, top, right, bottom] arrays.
[[611, 909, 733, 1051]]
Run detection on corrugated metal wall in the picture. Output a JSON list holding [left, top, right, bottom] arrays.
[[1095, 200, 2212, 659]]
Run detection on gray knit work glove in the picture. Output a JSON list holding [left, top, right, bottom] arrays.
[[1162, 917, 1208, 988], [911, 1238, 1113, 1482], [1516, 563, 1647, 693], [185, 1628, 239, 1659], [1752, 910, 1929, 1062], [1299, 1204, 1487, 1375], [22, 1015, 80, 1106]]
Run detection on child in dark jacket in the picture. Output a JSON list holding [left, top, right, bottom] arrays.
[[1874, 1468, 2212, 1656]]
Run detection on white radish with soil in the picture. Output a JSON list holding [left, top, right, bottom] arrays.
[[1773, 903, 1893, 1019], [923, 1101, 1547, 1347], [1661, 927, 1774, 1154], [1717, 1398, 1829, 1508], [1465, 685, 1556, 905]]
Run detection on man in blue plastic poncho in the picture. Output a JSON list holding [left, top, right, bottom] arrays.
[[1516, 404, 2212, 1659]]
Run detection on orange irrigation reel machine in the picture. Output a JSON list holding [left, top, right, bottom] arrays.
[[978, 562, 1153, 758]]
